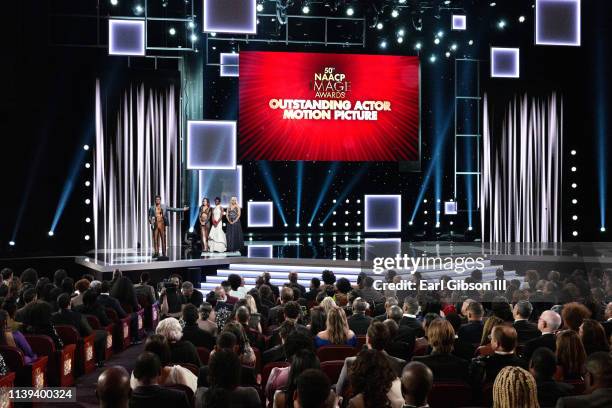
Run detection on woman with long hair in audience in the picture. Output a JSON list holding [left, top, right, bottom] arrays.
[[1, 297, 23, 331], [0, 310, 37, 364], [492, 366, 539, 408], [195, 349, 260, 408], [480, 316, 505, 346], [319, 296, 336, 315], [155, 317, 201, 367], [129, 334, 197, 392], [578, 318, 610, 355], [110, 275, 139, 312], [315, 306, 356, 348], [308, 306, 326, 337], [22, 301, 64, 350], [220, 321, 256, 367], [556, 330, 587, 380], [272, 349, 320, 408], [244, 293, 262, 332], [348, 348, 403, 408]]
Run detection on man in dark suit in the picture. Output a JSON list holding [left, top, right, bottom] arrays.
[[556, 352, 612, 408], [523, 310, 561, 362], [413, 319, 468, 381], [357, 276, 385, 306], [267, 286, 294, 327], [52, 293, 93, 337], [180, 281, 203, 307], [469, 325, 528, 386], [373, 297, 399, 322], [458, 301, 485, 345], [445, 312, 476, 361], [130, 352, 190, 408], [287, 272, 306, 297], [513, 300, 541, 344], [303, 278, 320, 302], [602, 302, 612, 340], [399, 297, 425, 338], [347, 298, 373, 335], [529, 347, 572, 407], [336, 322, 406, 397], [97, 281, 127, 318]]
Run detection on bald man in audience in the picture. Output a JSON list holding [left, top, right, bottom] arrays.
[[523, 309, 562, 361], [96, 366, 131, 408], [401, 362, 433, 408]]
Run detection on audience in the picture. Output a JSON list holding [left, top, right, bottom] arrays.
[[529, 347, 572, 407], [578, 319, 610, 356], [134, 272, 156, 306], [348, 348, 404, 408], [556, 352, 612, 407], [470, 325, 527, 385], [181, 281, 204, 307], [96, 366, 131, 408], [197, 302, 218, 336], [458, 301, 485, 345], [272, 349, 320, 408], [71, 278, 90, 307], [181, 303, 215, 350], [293, 369, 333, 408], [400, 362, 433, 408], [513, 300, 541, 343], [561, 302, 591, 332], [347, 298, 372, 335], [556, 330, 587, 380], [523, 310, 562, 361], [156, 317, 201, 367], [0, 309, 37, 364], [315, 306, 356, 347], [493, 366, 539, 408]]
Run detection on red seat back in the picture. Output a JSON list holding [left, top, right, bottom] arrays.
[[55, 325, 79, 345], [413, 339, 429, 356], [356, 335, 367, 349], [316, 345, 357, 362], [85, 315, 101, 330], [429, 382, 471, 408], [565, 379, 585, 395], [320, 360, 344, 384], [0, 372, 15, 408], [25, 334, 76, 387], [55, 325, 96, 375], [196, 347, 210, 365]]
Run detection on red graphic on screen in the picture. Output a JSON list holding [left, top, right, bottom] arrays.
[[239, 51, 420, 161]]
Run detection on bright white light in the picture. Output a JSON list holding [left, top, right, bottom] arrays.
[[424, 199, 428, 203], [48, 231, 54, 237], [452, 15, 467, 31], [85, 198, 91, 205], [377, 22, 384, 30], [85, 163, 91, 168], [571, 183, 577, 188], [333, 211, 337, 215], [468, 40, 474, 45], [498, 20, 506, 29], [204, 0, 257, 34], [437, 30, 444, 37], [572, 199, 578, 204], [332, 222, 337, 226], [571, 166, 576, 172], [319, 223, 323, 227], [134, 5, 143, 14], [430, 55, 437, 62], [83, 144, 90, 151], [451, 43, 457, 50], [364, 195, 402, 233], [601, 227, 606, 232], [296, 223, 300, 227], [397, 37, 404, 44], [391, 10, 399, 18], [572, 215, 578, 220], [491, 47, 520, 78], [570, 150, 576, 155], [256, 3, 263, 12], [536, 0, 581, 46], [357, 222, 361, 226], [302, 5, 310, 14], [346, 7, 354, 16], [345, 199, 350, 203], [85, 181, 91, 187], [415, 42, 422, 50], [84, 235, 90, 241], [284, 223, 288, 227], [344, 211, 349, 215], [434, 38, 440, 45], [332, 199, 337, 203], [445, 51, 451, 58], [519, 16, 526, 23], [190, 34, 198, 42], [490, 2, 497, 6], [356, 199, 361, 204], [572, 231, 578, 236], [468, 226, 473, 231], [187, 120, 237, 170], [344, 222, 348, 227], [109, 19, 146, 56], [380, 40, 387, 49], [408, 221, 413, 226], [399, 0, 406, 3], [169, 27, 176, 35], [9, 241, 15, 246], [86, 217, 91, 223], [357, 210, 361, 215], [210, 32, 217, 37], [424, 222, 428, 225], [449, 221, 454, 225], [188, 21, 196, 29], [398, 29, 405, 36], [111, 0, 118, 5]]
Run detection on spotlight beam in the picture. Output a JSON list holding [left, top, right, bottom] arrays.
[[308, 162, 340, 226], [296, 161, 304, 226], [258, 161, 288, 225], [321, 165, 369, 225]]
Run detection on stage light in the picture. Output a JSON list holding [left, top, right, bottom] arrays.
[[86, 217, 91, 223], [572, 231, 578, 236], [424, 199, 428, 203], [85, 199, 91, 205], [48, 231, 54, 237], [332, 199, 337, 203], [376, 22, 384, 30], [296, 223, 300, 227], [468, 226, 473, 231], [134, 5, 143, 14], [210, 32, 216, 37], [357, 210, 361, 215], [468, 40, 474, 45], [408, 221, 413, 226], [188, 21, 196, 29], [308, 223, 311, 227], [346, 7, 354, 16], [204, 0, 257, 34], [490, 2, 496, 6], [399, 0, 406, 3], [444, 0, 451, 4], [397, 37, 404, 44], [190, 34, 198, 42], [498, 20, 506, 29], [169, 27, 176, 35], [424, 222, 428, 225], [85, 163, 91, 168], [519, 16, 526, 23], [437, 30, 444, 37], [357, 222, 361, 226], [344, 222, 348, 227], [85, 181, 91, 187], [424, 210, 428, 214], [434, 38, 440, 45], [415, 42, 422, 50], [284, 223, 288, 227], [451, 43, 457, 51], [572, 215, 578, 220], [571, 166, 576, 172], [187, 121, 236, 170], [364, 195, 402, 233], [449, 221, 454, 226], [445, 51, 451, 58], [572, 199, 578, 204], [302, 5, 310, 14], [571, 183, 577, 188], [437, 199, 441, 203], [83, 144, 90, 151], [398, 29, 405, 36], [536, 0, 581, 46], [110, 0, 118, 5], [570, 150, 576, 155], [319, 223, 323, 227], [601, 227, 606, 232], [84, 235, 90, 241], [452, 15, 467, 31], [345, 199, 349, 203], [430, 55, 437, 62], [491, 47, 520, 78], [391, 10, 399, 18], [333, 211, 336, 215], [345, 210, 349, 215], [333, 222, 337, 226], [8, 241, 15, 246], [380, 40, 387, 49], [247, 201, 274, 228], [356, 199, 361, 204], [256, 3, 263, 12]]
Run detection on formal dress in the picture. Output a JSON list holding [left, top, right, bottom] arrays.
[[226, 207, 244, 252], [198, 205, 211, 251], [208, 206, 226, 253]]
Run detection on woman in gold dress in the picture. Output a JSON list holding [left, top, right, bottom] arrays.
[[198, 198, 212, 252]]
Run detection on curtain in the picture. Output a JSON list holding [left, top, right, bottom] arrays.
[[481, 93, 563, 242], [94, 79, 181, 252]]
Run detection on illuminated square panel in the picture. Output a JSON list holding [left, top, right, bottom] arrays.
[[109, 19, 145, 56], [247, 244, 273, 258], [203, 0, 257, 34], [187, 120, 236, 170], [220, 53, 239, 77], [364, 195, 402, 233], [444, 201, 458, 215], [536, 0, 581, 46], [364, 238, 402, 265], [221, 65, 239, 77], [199, 165, 242, 207], [247, 201, 273, 228], [452, 15, 467, 30], [490, 47, 520, 78]]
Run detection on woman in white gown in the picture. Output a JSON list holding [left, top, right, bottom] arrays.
[[208, 197, 227, 253]]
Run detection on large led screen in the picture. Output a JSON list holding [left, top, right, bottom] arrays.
[[239, 52, 420, 161]]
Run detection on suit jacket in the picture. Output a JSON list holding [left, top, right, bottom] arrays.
[[180, 290, 204, 308], [347, 313, 373, 336], [458, 320, 484, 345], [337, 351, 406, 396], [181, 323, 215, 350], [170, 340, 201, 367], [75, 303, 111, 327], [399, 316, 425, 338], [469, 352, 528, 385], [267, 305, 285, 327], [97, 294, 127, 318], [51, 309, 93, 337], [555, 388, 612, 408], [262, 344, 286, 365], [523, 333, 556, 362], [134, 283, 156, 306], [514, 319, 541, 343], [413, 352, 469, 381], [129, 384, 190, 408], [148, 204, 184, 228], [357, 287, 385, 305], [453, 337, 477, 361], [536, 379, 573, 407]]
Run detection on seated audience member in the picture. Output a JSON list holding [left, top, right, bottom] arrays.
[[265, 330, 314, 399], [220, 281, 239, 305], [75, 289, 111, 326], [445, 312, 476, 360], [97, 280, 127, 318], [374, 297, 399, 322], [52, 293, 93, 337], [220, 321, 256, 367], [308, 306, 326, 337], [180, 281, 203, 307], [20, 268, 38, 286], [384, 318, 415, 362], [110, 275, 140, 312], [235, 305, 262, 348], [52, 269, 67, 289], [71, 278, 90, 307], [602, 302, 612, 339], [529, 347, 572, 407], [523, 310, 562, 362], [493, 366, 539, 408], [268, 286, 295, 327], [304, 278, 321, 302], [130, 334, 197, 393], [458, 301, 485, 345], [337, 321, 405, 397], [14, 287, 37, 322], [319, 297, 336, 315], [294, 369, 334, 408], [263, 320, 295, 365], [413, 318, 468, 381], [129, 352, 190, 408], [156, 317, 201, 367], [0, 310, 37, 364], [243, 294, 263, 332], [134, 272, 156, 305], [181, 303, 215, 350], [334, 277, 352, 306], [96, 366, 131, 408], [400, 362, 433, 408], [556, 330, 587, 380], [22, 301, 64, 349], [198, 331, 256, 388], [315, 306, 357, 348], [227, 274, 248, 300], [399, 297, 425, 338], [160, 276, 184, 318], [469, 325, 527, 385], [561, 302, 591, 332], [556, 352, 612, 408], [197, 302, 218, 336], [357, 276, 384, 306], [348, 348, 403, 408], [578, 319, 610, 356], [1, 268, 13, 287], [273, 350, 320, 408], [194, 350, 260, 408], [347, 298, 373, 335], [479, 316, 506, 352], [287, 272, 306, 297], [513, 300, 541, 343]]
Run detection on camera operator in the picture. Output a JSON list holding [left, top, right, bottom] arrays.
[[160, 276, 183, 318]]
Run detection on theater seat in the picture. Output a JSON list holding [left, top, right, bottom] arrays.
[[105, 308, 131, 351], [163, 383, 194, 407], [24, 334, 76, 387], [320, 360, 344, 385], [428, 382, 471, 408], [565, 379, 585, 395], [55, 325, 96, 376], [0, 371, 15, 408], [85, 315, 114, 360], [196, 347, 210, 365], [122, 303, 146, 339], [316, 345, 357, 362], [356, 335, 367, 349], [0, 345, 48, 388]]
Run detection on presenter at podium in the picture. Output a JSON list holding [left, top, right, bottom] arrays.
[[148, 195, 188, 258]]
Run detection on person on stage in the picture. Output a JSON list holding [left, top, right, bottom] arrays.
[[208, 197, 227, 253], [198, 198, 212, 252], [225, 196, 244, 253], [148, 195, 188, 258]]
